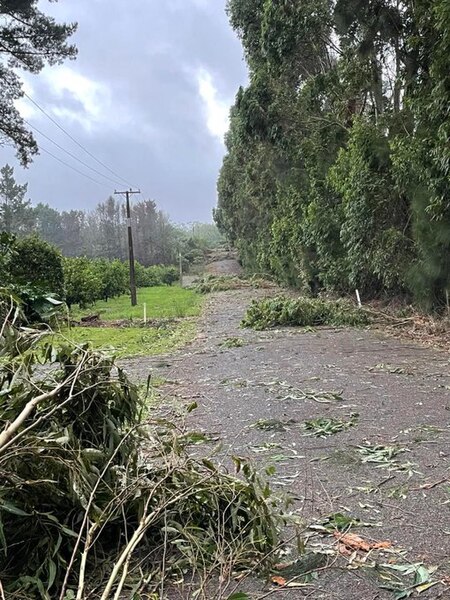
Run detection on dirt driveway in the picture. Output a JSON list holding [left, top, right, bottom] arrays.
[[123, 287, 450, 599]]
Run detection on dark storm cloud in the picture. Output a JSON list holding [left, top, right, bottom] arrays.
[[2, 0, 247, 222]]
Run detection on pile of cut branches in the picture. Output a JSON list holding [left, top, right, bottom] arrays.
[[242, 296, 370, 330], [0, 305, 285, 599], [193, 274, 274, 294]]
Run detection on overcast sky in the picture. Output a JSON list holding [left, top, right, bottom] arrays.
[[3, 0, 248, 223]]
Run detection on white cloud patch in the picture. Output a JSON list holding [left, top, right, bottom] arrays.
[[197, 68, 229, 143], [16, 66, 129, 134], [42, 66, 116, 132]]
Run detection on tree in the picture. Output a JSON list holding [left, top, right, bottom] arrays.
[[217, 0, 450, 308], [0, 231, 16, 284], [93, 258, 128, 301], [132, 199, 158, 265], [96, 197, 124, 260], [390, 0, 450, 308], [33, 202, 63, 246], [9, 235, 65, 297], [0, 164, 33, 234], [63, 257, 102, 308], [0, 0, 77, 164], [60, 210, 85, 256]]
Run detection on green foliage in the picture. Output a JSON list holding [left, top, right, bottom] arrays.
[[242, 296, 370, 330], [63, 257, 102, 308], [94, 258, 128, 300], [221, 337, 245, 348], [1, 285, 63, 325], [0, 231, 16, 283], [0, 234, 63, 325], [217, 0, 450, 310], [0, 328, 139, 595], [0, 324, 284, 597], [9, 235, 65, 298], [194, 274, 248, 294], [134, 263, 179, 288], [0, 3, 77, 165], [193, 274, 272, 294], [0, 165, 33, 234], [328, 119, 413, 295], [63, 257, 179, 309], [303, 414, 358, 438]]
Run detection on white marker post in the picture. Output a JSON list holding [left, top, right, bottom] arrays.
[[355, 289, 362, 308], [143, 303, 147, 324]]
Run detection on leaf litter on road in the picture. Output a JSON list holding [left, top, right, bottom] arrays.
[[303, 413, 359, 437], [259, 379, 346, 404], [302, 509, 442, 598], [250, 418, 296, 431]]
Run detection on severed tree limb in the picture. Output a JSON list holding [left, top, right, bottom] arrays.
[[0, 353, 88, 453], [100, 474, 215, 600], [0, 383, 67, 452]]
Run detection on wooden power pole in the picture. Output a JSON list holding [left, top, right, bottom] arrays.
[[115, 189, 140, 306]]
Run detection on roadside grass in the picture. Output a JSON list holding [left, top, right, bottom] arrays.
[[71, 286, 201, 321], [53, 287, 202, 358], [54, 320, 197, 358]]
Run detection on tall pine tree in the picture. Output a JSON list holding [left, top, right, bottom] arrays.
[[0, 164, 33, 234]]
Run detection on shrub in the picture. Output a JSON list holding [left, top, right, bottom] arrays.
[[63, 256, 102, 308], [158, 265, 178, 285], [93, 258, 128, 301], [1, 284, 64, 325], [9, 235, 65, 298], [135, 262, 179, 287], [242, 296, 370, 330]]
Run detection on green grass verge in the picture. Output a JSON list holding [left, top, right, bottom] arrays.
[[55, 320, 197, 358], [72, 286, 201, 321]]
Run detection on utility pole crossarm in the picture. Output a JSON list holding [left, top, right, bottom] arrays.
[[114, 189, 141, 307]]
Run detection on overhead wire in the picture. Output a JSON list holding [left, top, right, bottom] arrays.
[[39, 145, 111, 189], [24, 119, 127, 188], [22, 90, 138, 189]]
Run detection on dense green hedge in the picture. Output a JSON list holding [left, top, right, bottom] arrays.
[[8, 235, 65, 298], [63, 258, 179, 308], [134, 263, 179, 288], [217, 0, 450, 310]]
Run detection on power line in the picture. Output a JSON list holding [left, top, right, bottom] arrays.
[[24, 119, 127, 188], [22, 90, 137, 189], [39, 145, 110, 189]]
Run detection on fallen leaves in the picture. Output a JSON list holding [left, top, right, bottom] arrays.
[[303, 413, 359, 437], [379, 563, 439, 599], [271, 575, 309, 588], [334, 531, 392, 554]]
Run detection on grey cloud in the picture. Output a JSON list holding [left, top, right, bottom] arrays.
[[3, 0, 247, 222]]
